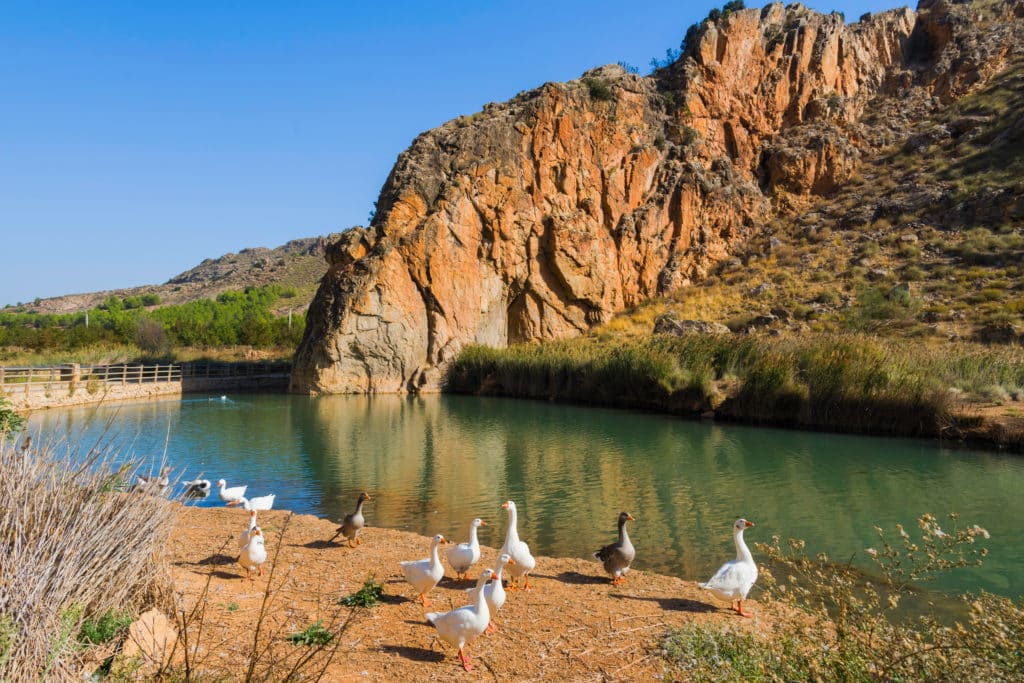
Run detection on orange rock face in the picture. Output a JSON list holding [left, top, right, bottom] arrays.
[[291, 1, 1021, 394]]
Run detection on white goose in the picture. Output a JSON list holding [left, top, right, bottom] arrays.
[[232, 494, 276, 511], [427, 569, 493, 672], [446, 518, 486, 580], [238, 527, 267, 581], [470, 552, 514, 634], [501, 500, 536, 591], [399, 534, 447, 606], [239, 510, 259, 549], [217, 479, 247, 505], [700, 518, 759, 617]]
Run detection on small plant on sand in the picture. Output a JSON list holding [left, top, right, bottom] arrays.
[[78, 610, 134, 645], [287, 621, 333, 647], [340, 573, 384, 608]]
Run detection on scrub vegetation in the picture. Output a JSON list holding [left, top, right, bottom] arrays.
[[661, 514, 1022, 682], [449, 333, 1023, 440], [0, 285, 305, 364]]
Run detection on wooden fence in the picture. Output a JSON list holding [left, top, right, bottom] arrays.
[[0, 362, 290, 396]]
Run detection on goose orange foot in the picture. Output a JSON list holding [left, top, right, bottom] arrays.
[[485, 621, 497, 634], [418, 594, 432, 607], [458, 648, 473, 671], [734, 601, 753, 618]]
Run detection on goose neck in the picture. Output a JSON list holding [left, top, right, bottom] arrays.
[[734, 528, 753, 564], [468, 523, 480, 547], [504, 508, 520, 547]]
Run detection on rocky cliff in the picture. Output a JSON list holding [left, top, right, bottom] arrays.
[[292, 0, 1023, 394]]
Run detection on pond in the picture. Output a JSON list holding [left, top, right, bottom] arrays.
[[27, 393, 1024, 598]]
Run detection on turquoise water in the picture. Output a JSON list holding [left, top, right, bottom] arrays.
[[27, 393, 1024, 598]]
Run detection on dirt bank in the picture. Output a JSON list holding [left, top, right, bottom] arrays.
[[164, 506, 773, 681]]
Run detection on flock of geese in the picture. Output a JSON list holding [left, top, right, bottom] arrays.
[[169, 476, 759, 672]]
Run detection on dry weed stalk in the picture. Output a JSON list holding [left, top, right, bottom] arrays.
[[0, 428, 178, 681], [161, 512, 362, 682]]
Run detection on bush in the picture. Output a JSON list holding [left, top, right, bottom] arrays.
[[584, 78, 614, 102], [133, 317, 171, 355], [0, 397, 24, 435]]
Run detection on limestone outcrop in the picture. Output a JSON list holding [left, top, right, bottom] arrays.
[[291, 0, 1022, 394]]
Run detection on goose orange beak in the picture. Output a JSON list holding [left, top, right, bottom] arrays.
[[507, 558, 516, 565], [502, 502, 510, 509], [744, 520, 754, 528], [626, 514, 635, 521], [480, 521, 487, 526]]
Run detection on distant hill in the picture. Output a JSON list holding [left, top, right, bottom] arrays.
[[7, 235, 340, 317]]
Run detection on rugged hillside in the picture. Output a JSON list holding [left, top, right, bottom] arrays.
[[8, 236, 335, 316], [291, 0, 1022, 395]]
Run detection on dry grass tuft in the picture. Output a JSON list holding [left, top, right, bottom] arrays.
[[0, 431, 178, 681]]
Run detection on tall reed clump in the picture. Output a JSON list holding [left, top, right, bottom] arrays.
[[661, 514, 1023, 681], [447, 332, 957, 437], [0, 432, 177, 681]]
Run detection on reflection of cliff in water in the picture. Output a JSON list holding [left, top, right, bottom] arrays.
[[295, 395, 754, 580], [27, 393, 1024, 597]]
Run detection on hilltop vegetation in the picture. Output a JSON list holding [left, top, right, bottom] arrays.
[[0, 285, 305, 364]]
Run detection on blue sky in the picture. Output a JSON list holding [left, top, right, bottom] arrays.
[[0, 0, 901, 307]]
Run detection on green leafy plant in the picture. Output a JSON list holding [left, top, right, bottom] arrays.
[[0, 397, 24, 434], [340, 574, 384, 608], [78, 610, 133, 645], [287, 621, 333, 647]]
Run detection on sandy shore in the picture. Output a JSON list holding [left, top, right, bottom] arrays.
[[164, 505, 772, 681]]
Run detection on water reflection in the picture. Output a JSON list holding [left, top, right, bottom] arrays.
[[27, 393, 1024, 597]]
